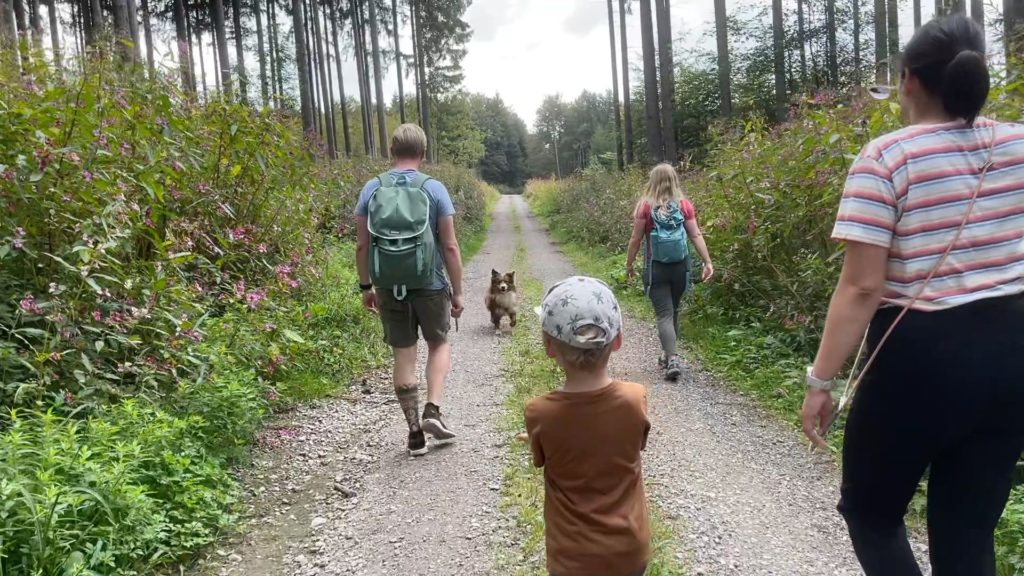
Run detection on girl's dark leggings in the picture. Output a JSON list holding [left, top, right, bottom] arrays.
[[644, 259, 689, 358], [839, 292, 1024, 576]]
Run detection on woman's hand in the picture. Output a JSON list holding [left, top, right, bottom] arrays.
[[701, 261, 715, 282], [626, 263, 636, 283], [801, 388, 835, 451]]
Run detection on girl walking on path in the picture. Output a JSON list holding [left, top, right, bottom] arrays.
[[626, 163, 714, 381], [801, 15, 1024, 575]]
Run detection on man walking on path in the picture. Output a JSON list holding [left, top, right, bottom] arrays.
[[355, 123, 465, 456]]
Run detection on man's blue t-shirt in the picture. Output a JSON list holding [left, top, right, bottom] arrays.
[[354, 169, 455, 290]]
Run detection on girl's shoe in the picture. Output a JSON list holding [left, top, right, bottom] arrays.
[[665, 356, 683, 380]]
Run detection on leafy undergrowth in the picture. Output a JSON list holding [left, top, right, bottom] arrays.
[[0, 57, 492, 575], [497, 238, 686, 576]]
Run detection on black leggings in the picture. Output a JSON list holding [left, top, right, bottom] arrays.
[[839, 293, 1024, 576], [644, 259, 690, 358]]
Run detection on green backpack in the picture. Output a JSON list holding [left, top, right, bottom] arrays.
[[367, 172, 436, 300]]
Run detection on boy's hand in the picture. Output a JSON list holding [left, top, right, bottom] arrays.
[[515, 432, 529, 443]]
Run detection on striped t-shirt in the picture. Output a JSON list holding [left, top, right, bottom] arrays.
[[833, 117, 1024, 311]]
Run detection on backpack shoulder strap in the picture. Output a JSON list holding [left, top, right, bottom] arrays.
[[377, 172, 396, 188], [410, 173, 432, 191]]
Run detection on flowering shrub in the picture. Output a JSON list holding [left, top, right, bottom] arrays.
[[0, 58, 364, 410]]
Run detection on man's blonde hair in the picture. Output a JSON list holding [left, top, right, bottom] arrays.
[[544, 327, 614, 372], [391, 123, 428, 160]]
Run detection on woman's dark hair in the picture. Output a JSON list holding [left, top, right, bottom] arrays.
[[901, 14, 990, 124]]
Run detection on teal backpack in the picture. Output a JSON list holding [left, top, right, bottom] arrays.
[[648, 201, 688, 264], [366, 172, 436, 300]]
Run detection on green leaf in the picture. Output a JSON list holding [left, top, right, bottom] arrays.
[[83, 276, 102, 294], [29, 172, 43, 182], [282, 329, 306, 343], [81, 352, 94, 373], [94, 340, 105, 353], [230, 164, 242, 177], [0, 245, 9, 259]]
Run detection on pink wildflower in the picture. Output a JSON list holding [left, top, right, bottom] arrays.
[[256, 243, 268, 253], [92, 309, 103, 322], [266, 389, 280, 402], [82, 170, 93, 182], [234, 280, 247, 297], [264, 323, 276, 332], [19, 295, 43, 315], [66, 152, 81, 165], [48, 352, 62, 362], [120, 142, 132, 156], [63, 390, 74, 405], [245, 289, 267, 310]]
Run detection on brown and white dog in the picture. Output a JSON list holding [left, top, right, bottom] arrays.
[[484, 269, 519, 334]]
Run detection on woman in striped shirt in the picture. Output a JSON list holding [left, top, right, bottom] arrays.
[[801, 15, 1024, 575]]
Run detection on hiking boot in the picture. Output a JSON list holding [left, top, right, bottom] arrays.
[[408, 429, 428, 457], [658, 354, 667, 369], [665, 356, 683, 381], [421, 403, 456, 444]]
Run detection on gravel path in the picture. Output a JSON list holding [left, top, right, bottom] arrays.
[[510, 195, 928, 575], [203, 197, 519, 576], [205, 194, 929, 576]]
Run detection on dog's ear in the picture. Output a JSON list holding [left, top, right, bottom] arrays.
[[508, 271, 516, 283], [491, 269, 500, 278]]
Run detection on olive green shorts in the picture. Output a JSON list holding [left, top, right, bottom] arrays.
[[377, 288, 451, 348]]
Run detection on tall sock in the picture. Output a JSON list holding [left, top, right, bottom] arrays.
[[396, 383, 421, 432]]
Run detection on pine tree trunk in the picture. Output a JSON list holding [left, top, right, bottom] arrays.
[[797, 0, 807, 86], [618, 0, 633, 164], [126, 0, 140, 60], [638, 0, 662, 163], [254, 0, 267, 106], [913, 0, 921, 29], [141, 0, 154, 75], [354, 0, 371, 154], [292, 0, 313, 135], [950, 0, 965, 13], [231, 0, 247, 101], [304, 0, 321, 139], [771, 0, 787, 121], [89, 0, 102, 39], [874, 0, 887, 84], [970, 0, 983, 27], [47, 0, 60, 66], [655, 0, 676, 163], [185, 7, 197, 87], [73, 0, 85, 58], [211, 0, 232, 95], [935, 0, 944, 16], [28, 0, 41, 52], [853, 0, 862, 87], [196, 10, 208, 99], [826, 0, 838, 85], [886, 0, 898, 80], [392, 0, 405, 123], [212, 20, 221, 89], [14, 0, 30, 64], [321, 1, 338, 150], [606, 0, 623, 170], [413, 0, 429, 160], [312, 0, 336, 158], [1, 0, 17, 69], [330, 0, 351, 155], [173, 0, 193, 91], [410, 0, 422, 122], [714, 0, 731, 116], [269, 0, 283, 105], [112, 0, 131, 61], [357, 0, 375, 154], [368, 0, 389, 158]]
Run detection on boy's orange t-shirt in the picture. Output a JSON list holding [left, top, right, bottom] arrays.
[[524, 380, 652, 576]]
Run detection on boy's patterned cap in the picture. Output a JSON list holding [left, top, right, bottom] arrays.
[[534, 276, 622, 349]]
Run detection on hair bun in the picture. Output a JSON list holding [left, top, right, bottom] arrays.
[[941, 49, 989, 124]]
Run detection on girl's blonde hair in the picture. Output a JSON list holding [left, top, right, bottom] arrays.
[[635, 163, 684, 217]]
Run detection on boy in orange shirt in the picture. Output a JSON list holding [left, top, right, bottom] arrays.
[[520, 276, 651, 576]]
